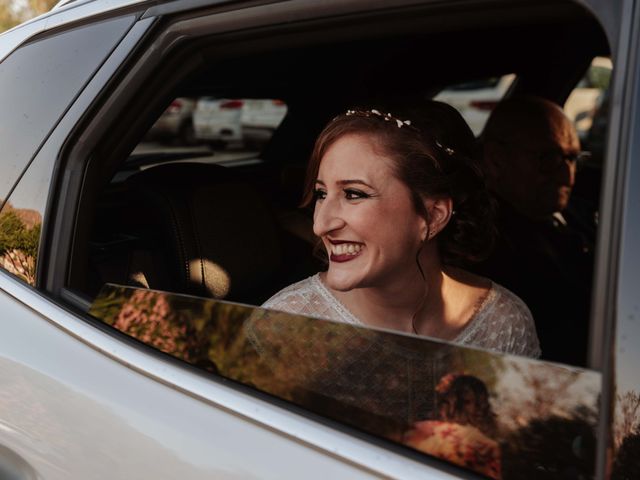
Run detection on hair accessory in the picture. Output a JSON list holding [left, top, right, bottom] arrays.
[[344, 109, 417, 130], [436, 140, 455, 156]]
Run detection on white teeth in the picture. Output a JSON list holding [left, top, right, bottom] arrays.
[[331, 243, 362, 256]]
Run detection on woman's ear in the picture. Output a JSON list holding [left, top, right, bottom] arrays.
[[424, 197, 453, 240]]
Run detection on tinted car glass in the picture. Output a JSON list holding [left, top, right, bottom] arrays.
[[56, 1, 614, 477], [137, 96, 288, 169], [434, 74, 516, 135], [91, 284, 601, 480], [0, 15, 135, 205], [0, 150, 52, 285]]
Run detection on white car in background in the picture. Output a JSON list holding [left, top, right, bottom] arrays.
[[434, 74, 516, 136], [193, 98, 287, 148], [147, 97, 197, 144], [436, 57, 612, 137]]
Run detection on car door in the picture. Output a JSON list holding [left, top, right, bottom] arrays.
[[0, 0, 637, 479]]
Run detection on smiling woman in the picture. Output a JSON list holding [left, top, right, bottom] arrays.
[[263, 102, 540, 357]]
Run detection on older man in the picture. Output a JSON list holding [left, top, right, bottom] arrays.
[[476, 96, 594, 366]]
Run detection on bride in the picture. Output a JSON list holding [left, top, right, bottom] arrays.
[[263, 101, 540, 358]]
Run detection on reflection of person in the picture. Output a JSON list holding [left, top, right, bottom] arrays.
[[475, 96, 593, 366], [264, 102, 540, 357], [404, 373, 501, 479]]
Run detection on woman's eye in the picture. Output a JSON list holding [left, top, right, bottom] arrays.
[[344, 189, 370, 200], [313, 189, 327, 201]]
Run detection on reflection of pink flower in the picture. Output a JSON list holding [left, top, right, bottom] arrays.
[[113, 291, 192, 358], [404, 420, 501, 479]]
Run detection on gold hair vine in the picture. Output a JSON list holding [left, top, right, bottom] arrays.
[[344, 109, 416, 130], [340, 109, 456, 156], [435, 140, 455, 156]]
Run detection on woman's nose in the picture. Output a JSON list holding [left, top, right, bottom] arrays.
[[313, 197, 345, 237]]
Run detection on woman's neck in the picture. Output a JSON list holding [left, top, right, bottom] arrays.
[[326, 252, 447, 333], [322, 257, 490, 339]]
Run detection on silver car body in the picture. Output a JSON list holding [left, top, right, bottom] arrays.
[[0, 0, 636, 478]]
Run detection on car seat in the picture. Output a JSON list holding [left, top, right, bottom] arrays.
[[91, 162, 285, 304]]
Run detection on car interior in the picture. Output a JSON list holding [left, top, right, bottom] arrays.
[[60, 0, 609, 367]]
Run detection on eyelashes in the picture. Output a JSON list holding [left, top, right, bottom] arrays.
[[313, 188, 373, 201], [313, 188, 327, 201], [344, 188, 371, 200]]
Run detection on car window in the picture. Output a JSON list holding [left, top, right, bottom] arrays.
[[55, 2, 614, 477], [433, 74, 516, 136], [90, 284, 601, 480], [129, 96, 288, 174], [0, 15, 135, 285]]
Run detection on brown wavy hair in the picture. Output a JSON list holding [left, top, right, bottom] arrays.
[[301, 101, 496, 265]]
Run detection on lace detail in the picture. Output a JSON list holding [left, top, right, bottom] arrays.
[[263, 274, 540, 358]]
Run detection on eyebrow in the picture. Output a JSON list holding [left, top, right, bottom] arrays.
[[315, 179, 375, 188]]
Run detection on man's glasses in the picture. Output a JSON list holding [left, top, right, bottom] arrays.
[[536, 150, 592, 173], [490, 139, 591, 173]]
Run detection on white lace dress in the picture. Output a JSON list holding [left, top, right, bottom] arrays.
[[263, 274, 541, 358]]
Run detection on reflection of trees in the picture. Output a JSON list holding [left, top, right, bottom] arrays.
[[611, 390, 640, 480], [0, 207, 41, 285], [496, 362, 584, 430], [615, 390, 640, 448], [0, 0, 58, 32], [90, 286, 603, 479], [502, 407, 596, 479], [612, 431, 640, 480], [93, 288, 218, 371]]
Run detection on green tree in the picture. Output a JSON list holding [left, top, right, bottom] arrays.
[[0, 0, 58, 33], [0, 210, 27, 254]]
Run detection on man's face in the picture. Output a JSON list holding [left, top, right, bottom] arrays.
[[487, 109, 580, 219]]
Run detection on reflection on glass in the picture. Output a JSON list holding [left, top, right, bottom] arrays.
[[0, 202, 41, 285], [0, 146, 53, 286], [90, 284, 601, 479]]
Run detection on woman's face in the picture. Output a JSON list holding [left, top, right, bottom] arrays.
[[313, 133, 427, 292]]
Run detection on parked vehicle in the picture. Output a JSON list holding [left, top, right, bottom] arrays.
[[436, 57, 613, 137], [193, 97, 244, 147], [434, 74, 516, 136], [193, 98, 287, 148], [147, 97, 197, 145], [0, 0, 634, 478]]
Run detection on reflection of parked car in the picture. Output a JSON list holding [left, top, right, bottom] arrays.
[[0, 0, 636, 478], [147, 97, 197, 144], [193, 98, 287, 148]]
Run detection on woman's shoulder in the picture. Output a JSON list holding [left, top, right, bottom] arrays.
[[480, 282, 541, 357], [455, 276, 541, 358], [262, 274, 319, 310], [488, 282, 535, 322], [263, 273, 363, 324]]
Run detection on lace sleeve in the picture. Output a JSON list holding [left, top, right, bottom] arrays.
[[458, 284, 541, 358], [262, 275, 346, 322]]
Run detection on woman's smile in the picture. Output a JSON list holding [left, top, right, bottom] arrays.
[[328, 240, 365, 262]]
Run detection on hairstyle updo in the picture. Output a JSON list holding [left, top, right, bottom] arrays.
[[301, 100, 496, 265]]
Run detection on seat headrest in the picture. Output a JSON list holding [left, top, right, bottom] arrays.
[[122, 162, 281, 300]]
